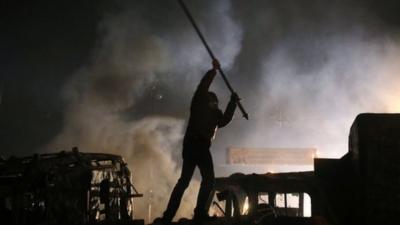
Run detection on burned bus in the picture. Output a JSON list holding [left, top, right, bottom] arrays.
[[207, 172, 327, 225], [0, 148, 143, 225], [206, 113, 400, 225]]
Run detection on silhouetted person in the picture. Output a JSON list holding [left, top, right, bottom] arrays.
[[161, 59, 239, 224]]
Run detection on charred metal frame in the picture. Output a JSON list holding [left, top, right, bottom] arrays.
[[0, 149, 143, 225]]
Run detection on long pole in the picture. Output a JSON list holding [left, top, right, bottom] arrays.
[[178, 0, 249, 120]]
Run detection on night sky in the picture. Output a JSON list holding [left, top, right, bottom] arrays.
[[3, 0, 400, 220], [1, 0, 107, 155]]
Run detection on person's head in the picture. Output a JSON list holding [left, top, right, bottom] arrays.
[[207, 92, 219, 109]]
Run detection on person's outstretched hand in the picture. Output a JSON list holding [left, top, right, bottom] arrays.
[[231, 92, 241, 103], [212, 59, 220, 71]]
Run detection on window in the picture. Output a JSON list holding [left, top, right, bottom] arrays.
[[274, 192, 311, 217], [258, 193, 269, 204], [208, 192, 226, 217], [242, 196, 249, 215]]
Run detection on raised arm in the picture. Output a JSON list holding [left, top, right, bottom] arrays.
[[195, 59, 220, 94], [218, 93, 239, 128]]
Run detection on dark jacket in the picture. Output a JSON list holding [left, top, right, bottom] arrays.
[[184, 69, 237, 144]]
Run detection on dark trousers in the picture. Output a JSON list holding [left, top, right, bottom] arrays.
[[163, 141, 215, 222]]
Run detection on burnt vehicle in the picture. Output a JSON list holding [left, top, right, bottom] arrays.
[[0, 148, 143, 225], [205, 113, 400, 225], [206, 172, 326, 225]]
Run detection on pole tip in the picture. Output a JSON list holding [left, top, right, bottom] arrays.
[[243, 113, 249, 120]]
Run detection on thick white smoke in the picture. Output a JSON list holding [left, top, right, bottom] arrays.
[[212, 1, 400, 165], [47, 0, 242, 222], [246, 36, 400, 158], [46, 0, 400, 221]]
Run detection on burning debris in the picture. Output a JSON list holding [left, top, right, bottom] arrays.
[[0, 148, 143, 225]]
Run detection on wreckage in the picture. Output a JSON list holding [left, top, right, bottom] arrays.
[[203, 113, 400, 225], [205, 172, 322, 225], [2, 114, 400, 225], [0, 148, 143, 225]]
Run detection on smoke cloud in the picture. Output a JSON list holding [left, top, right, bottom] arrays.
[[45, 0, 400, 221], [212, 0, 400, 164], [47, 0, 241, 222]]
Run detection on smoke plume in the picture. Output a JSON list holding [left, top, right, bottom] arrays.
[[47, 0, 241, 222], [46, 0, 400, 221], [211, 0, 400, 164]]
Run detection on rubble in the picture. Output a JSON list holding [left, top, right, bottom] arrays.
[[0, 148, 143, 225]]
